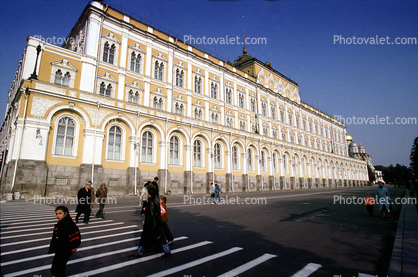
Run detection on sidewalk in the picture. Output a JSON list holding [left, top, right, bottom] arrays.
[[388, 190, 418, 277]]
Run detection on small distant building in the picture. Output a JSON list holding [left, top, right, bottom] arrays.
[[347, 136, 384, 184]]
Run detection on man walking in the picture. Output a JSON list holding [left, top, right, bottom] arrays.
[[96, 183, 108, 219], [152, 176, 159, 196], [76, 181, 92, 224], [212, 181, 223, 205]]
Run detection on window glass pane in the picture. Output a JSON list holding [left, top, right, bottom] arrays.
[[66, 126, 74, 136], [115, 133, 121, 143], [54, 70, 62, 85], [62, 73, 70, 87], [57, 124, 66, 135], [55, 137, 63, 155]]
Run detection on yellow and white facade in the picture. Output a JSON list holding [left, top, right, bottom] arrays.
[[0, 1, 368, 197]]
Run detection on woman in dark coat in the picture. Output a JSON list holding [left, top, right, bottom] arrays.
[[48, 206, 81, 277], [133, 184, 171, 257]]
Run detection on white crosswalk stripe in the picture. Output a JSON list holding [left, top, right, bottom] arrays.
[[1, 202, 338, 277]]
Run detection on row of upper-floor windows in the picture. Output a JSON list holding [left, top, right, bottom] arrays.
[[54, 116, 355, 174], [51, 67, 344, 144], [52, 74, 344, 145]]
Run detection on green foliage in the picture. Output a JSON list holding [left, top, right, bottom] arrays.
[[381, 163, 413, 185]]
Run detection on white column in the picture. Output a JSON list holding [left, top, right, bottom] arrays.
[[159, 141, 167, 170], [82, 129, 105, 164]]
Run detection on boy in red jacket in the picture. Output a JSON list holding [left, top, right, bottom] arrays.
[[365, 193, 375, 216]]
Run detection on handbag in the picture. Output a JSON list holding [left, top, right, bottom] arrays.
[[160, 202, 166, 215]]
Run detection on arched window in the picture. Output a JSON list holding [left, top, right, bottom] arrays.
[[214, 143, 221, 169], [103, 42, 110, 63], [54, 70, 62, 85], [247, 149, 253, 171], [226, 117, 233, 127], [128, 90, 140, 104], [107, 126, 122, 160], [302, 158, 306, 176], [195, 76, 202, 93], [130, 52, 141, 73], [261, 102, 266, 116], [211, 113, 219, 124], [211, 83, 217, 99], [55, 117, 75, 156], [250, 98, 256, 112], [109, 44, 115, 64], [232, 146, 238, 170], [141, 131, 153, 163], [169, 136, 179, 165], [154, 61, 164, 80], [158, 63, 164, 80], [288, 112, 293, 126], [271, 105, 276, 119], [273, 153, 278, 173], [103, 42, 115, 64], [99, 82, 105, 95], [240, 121, 246, 130], [261, 151, 266, 172], [225, 88, 232, 104], [176, 69, 184, 87], [105, 84, 112, 97], [62, 72, 70, 87], [239, 93, 245, 108], [193, 140, 202, 167], [283, 155, 288, 174], [175, 103, 184, 115]]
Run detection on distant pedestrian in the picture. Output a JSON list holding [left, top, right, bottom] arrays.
[[133, 184, 171, 257], [365, 193, 374, 216], [48, 206, 81, 277], [152, 177, 160, 196], [76, 181, 92, 224], [160, 194, 174, 245], [410, 177, 418, 214], [213, 181, 223, 205], [95, 183, 108, 219], [375, 181, 390, 218], [140, 181, 151, 215], [210, 183, 215, 203]]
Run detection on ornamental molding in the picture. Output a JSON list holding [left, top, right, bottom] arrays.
[[79, 92, 115, 106], [152, 52, 168, 62], [35, 83, 66, 95], [81, 105, 113, 127], [101, 32, 121, 44], [128, 43, 146, 54], [31, 96, 61, 117]]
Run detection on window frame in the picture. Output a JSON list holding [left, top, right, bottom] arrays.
[[106, 124, 124, 161], [140, 130, 155, 164], [52, 115, 79, 157]]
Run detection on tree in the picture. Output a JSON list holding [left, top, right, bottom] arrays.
[[410, 136, 418, 177]]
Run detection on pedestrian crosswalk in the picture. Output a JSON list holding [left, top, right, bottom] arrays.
[[1, 201, 353, 276]]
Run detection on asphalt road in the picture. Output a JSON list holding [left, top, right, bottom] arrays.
[[1, 185, 404, 277]]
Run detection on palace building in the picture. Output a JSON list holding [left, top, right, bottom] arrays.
[[0, 1, 368, 198]]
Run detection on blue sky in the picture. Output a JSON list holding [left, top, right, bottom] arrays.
[[1, 0, 417, 167]]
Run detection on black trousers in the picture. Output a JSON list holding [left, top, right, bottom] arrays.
[[51, 250, 72, 277], [366, 205, 374, 216], [161, 221, 174, 242], [76, 208, 91, 222], [96, 203, 105, 218]]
